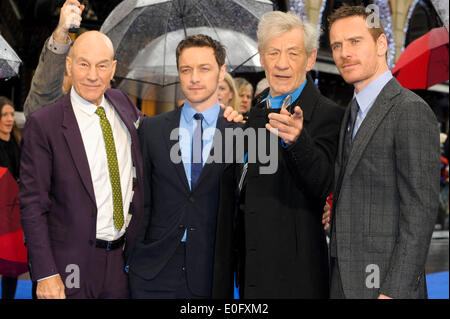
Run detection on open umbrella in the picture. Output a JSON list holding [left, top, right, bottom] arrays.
[[118, 26, 261, 100], [0, 35, 22, 80], [0, 167, 28, 277], [100, 0, 273, 88], [392, 26, 449, 89]]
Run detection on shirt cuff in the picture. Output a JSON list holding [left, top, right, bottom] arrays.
[[47, 35, 71, 55], [37, 274, 59, 282]]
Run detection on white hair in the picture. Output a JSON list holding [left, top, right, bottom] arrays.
[[255, 78, 269, 96], [257, 11, 320, 55]]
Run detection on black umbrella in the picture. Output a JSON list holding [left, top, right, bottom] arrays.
[[100, 0, 273, 92]]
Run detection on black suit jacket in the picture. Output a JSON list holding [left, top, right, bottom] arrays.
[[213, 75, 345, 298], [129, 106, 240, 297]]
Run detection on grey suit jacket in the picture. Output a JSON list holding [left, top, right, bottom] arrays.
[[23, 37, 66, 118], [331, 77, 440, 299]]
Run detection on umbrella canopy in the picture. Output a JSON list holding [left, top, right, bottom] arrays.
[[0, 167, 28, 277], [392, 26, 449, 89], [100, 0, 273, 88], [118, 26, 261, 100], [0, 35, 22, 79]]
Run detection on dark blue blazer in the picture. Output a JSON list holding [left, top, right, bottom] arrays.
[[129, 106, 238, 297]]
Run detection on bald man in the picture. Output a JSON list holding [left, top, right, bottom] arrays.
[[19, 31, 145, 299]]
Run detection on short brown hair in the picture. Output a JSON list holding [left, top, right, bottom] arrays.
[[328, 4, 385, 42], [176, 34, 226, 69]]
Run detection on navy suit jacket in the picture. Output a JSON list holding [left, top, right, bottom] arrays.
[[129, 106, 239, 297], [19, 89, 144, 296]]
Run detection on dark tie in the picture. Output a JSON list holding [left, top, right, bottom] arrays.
[[191, 113, 203, 189], [342, 98, 360, 165]]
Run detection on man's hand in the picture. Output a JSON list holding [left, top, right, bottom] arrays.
[[36, 275, 66, 299], [221, 104, 244, 123], [322, 202, 331, 231], [266, 106, 303, 145], [378, 294, 393, 299], [53, 0, 85, 44]]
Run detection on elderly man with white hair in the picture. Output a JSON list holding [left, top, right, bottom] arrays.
[[225, 11, 345, 299]]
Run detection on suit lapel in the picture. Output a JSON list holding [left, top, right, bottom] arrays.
[[163, 108, 191, 193], [344, 78, 401, 177], [104, 90, 141, 178], [335, 106, 351, 178], [61, 94, 96, 205]]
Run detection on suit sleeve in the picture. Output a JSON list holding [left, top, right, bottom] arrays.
[[23, 38, 66, 118], [380, 101, 440, 298], [19, 116, 59, 281], [284, 103, 344, 200]]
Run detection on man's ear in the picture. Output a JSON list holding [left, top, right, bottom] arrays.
[[218, 63, 226, 82], [259, 49, 265, 69], [66, 56, 72, 77], [376, 34, 388, 57], [305, 49, 317, 72], [111, 60, 117, 80]]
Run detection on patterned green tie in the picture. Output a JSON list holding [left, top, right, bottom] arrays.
[[95, 106, 124, 231]]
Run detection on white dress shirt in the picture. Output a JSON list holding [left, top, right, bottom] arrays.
[[71, 88, 133, 241]]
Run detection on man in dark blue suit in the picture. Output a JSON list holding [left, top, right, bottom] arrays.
[[129, 35, 241, 298]]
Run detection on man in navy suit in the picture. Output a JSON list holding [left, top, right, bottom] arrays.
[[19, 31, 144, 299], [129, 34, 241, 298]]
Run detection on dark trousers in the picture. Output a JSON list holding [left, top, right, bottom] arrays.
[[66, 245, 129, 299], [330, 257, 346, 299], [130, 242, 207, 299], [1, 276, 18, 299]]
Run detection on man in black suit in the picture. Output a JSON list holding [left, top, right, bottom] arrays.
[[128, 35, 241, 298], [220, 11, 344, 298]]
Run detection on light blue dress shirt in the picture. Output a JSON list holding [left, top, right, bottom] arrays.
[[352, 71, 393, 139], [262, 79, 307, 109], [179, 100, 220, 241]]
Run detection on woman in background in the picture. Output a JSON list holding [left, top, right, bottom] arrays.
[[234, 77, 254, 118], [218, 72, 239, 111], [0, 96, 21, 299]]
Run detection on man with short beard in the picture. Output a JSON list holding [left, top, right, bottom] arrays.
[[328, 5, 440, 299], [129, 34, 242, 299]]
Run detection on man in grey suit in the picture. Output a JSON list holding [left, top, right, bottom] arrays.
[[328, 5, 440, 299]]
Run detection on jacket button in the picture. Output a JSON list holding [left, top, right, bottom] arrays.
[[179, 224, 185, 229], [189, 196, 195, 203]]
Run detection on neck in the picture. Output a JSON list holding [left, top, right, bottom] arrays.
[[187, 94, 219, 113], [0, 132, 11, 142], [269, 77, 306, 98], [354, 63, 389, 94]]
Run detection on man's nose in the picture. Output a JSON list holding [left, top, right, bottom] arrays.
[[190, 69, 200, 83], [87, 65, 98, 81], [275, 51, 289, 69], [340, 43, 351, 59]]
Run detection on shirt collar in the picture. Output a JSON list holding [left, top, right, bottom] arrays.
[[354, 71, 393, 114], [181, 100, 220, 126], [262, 78, 307, 109], [70, 87, 106, 116]]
